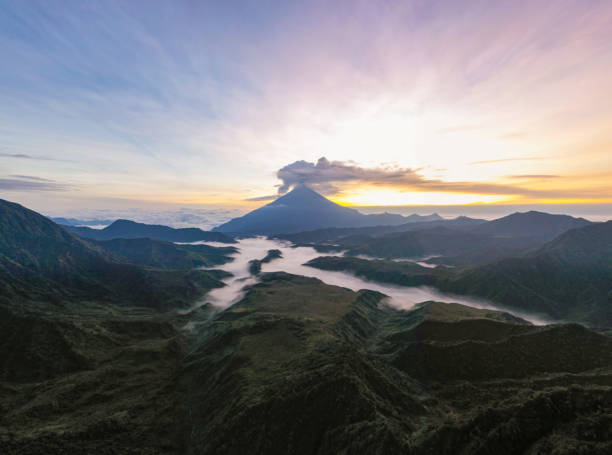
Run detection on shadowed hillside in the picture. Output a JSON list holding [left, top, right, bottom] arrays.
[[93, 238, 237, 269], [65, 219, 236, 243], [306, 221, 612, 326], [0, 198, 229, 310], [443, 221, 612, 325]]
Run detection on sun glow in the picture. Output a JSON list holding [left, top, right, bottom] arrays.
[[333, 189, 511, 206]]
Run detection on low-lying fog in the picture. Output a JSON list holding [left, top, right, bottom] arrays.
[[191, 237, 548, 325]]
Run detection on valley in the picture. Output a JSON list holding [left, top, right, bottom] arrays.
[[190, 237, 550, 324]]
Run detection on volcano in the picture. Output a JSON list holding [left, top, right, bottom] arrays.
[[213, 185, 441, 234]]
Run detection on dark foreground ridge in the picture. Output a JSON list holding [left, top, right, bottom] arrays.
[[182, 273, 612, 454]]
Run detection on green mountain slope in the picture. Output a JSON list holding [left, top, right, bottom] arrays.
[[0, 303, 190, 453], [442, 221, 612, 325], [0, 198, 228, 310], [280, 211, 592, 267], [93, 238, 236, 269], [2, 268, 612, 453], [179, 273, 612, 454], [307, 222, 612, 326]]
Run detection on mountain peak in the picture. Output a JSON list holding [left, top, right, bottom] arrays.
[[472, 210, 592, 239], [269, 184, 339, 209], [215, 186, 441, 234], [109, 219, 137, 227]]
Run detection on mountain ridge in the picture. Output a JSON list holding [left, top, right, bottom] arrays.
[[64, 219, 236, 243], [470, 210, 592, 239], [0, 198, 228, 310]]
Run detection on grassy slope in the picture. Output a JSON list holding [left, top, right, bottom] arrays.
[[2, 272, 612, 453], [0, 199, 229, 311], [441, 221, 612, 325], [94, 238, 237, 269], [0, 302, 192, 454], [248, 248, 282, 275], [0, 198, 234, 453], [178, 273, 612, 454], [282, 212, 592, 267], [306, 222, 612, 326], [306, 255, 443, 286]]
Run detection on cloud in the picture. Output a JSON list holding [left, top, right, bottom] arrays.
[[10, 174, 57, 182], [277, 157, 422, 194], [0, 175, 69, 191], [436, 125, 482, 134], [506, 174, 560, 179], [0, 152, 67, 162], [500, 131, 529, 140], [276, 157, 550, 198], [469, 157, 547, 165], [244, 195, 278, 202], [42, 207, 247, 230]]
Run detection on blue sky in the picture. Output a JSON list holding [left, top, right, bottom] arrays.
[[1, 0, 611, 213]]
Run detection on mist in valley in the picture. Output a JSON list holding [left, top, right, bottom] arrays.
[[193, 237, 549, 325]]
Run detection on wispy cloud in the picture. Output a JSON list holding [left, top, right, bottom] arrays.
[[469, 157, 547, 165], [244, 195, 278, 202], [0, 175, 69, 191], [10, 175, 56, 182], [436, 125, 483, 134], [506, 174, 560, 179], [500, 131, 529, 140], [0, 152, 67, 162]]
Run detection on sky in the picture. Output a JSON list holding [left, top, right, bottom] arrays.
[[1, 0, 611, 218]]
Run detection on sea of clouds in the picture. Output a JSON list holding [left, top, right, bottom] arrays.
[[190, 237, 551, 326], [47, 207, 249, 230]]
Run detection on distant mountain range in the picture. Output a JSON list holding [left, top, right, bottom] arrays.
[[469, 210, 592, 239], [63, 219, 236, 243], [214, 184, 442, 234], [273, 215, 487, 244], [345, 211, 591, 258], [306, 220, 612, 326], [283, 210, 593, 264]]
